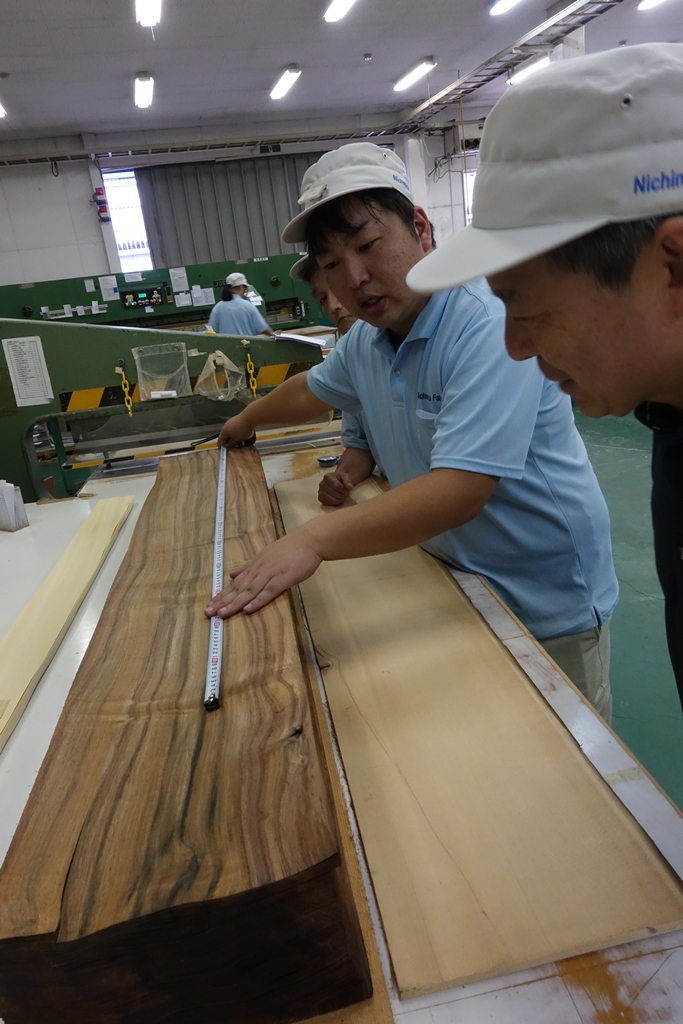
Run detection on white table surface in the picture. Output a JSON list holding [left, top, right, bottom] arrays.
[[1, 452, 683, 1024]]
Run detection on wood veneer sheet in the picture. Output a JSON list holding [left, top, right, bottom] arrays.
[[275, 475, 683, 999], [0, 496, 133, 755], [0, 450, 370, 1024]]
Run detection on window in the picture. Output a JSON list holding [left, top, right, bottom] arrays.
[[463, 170, 477, 227], [102, 169, 154, 271]]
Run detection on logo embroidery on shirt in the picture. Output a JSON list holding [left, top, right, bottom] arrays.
[[418, 392, 442, 401]]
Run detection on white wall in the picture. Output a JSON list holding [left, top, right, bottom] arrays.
[[424, 135, 480, 247], [0, 161, 111, 286]]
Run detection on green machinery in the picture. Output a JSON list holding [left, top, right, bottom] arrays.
[[0, 317, 324, 504], [0, 254, 322, 333]]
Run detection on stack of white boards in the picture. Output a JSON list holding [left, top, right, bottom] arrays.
[[0, 483, 28, 532]]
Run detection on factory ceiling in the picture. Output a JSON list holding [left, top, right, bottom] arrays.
[[0, 0, 680, 142]]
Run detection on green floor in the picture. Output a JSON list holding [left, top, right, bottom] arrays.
[[575, 409, 683, 809]]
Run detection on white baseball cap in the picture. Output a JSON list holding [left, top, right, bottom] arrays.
[[226, 272, 249, 287], [282, 142, 414, 244], [408, 43, 683, 294]]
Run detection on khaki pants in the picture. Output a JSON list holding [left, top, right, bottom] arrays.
[[539, 618, 612, 724]]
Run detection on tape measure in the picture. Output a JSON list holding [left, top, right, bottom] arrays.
[[204, 445, 227, 712]]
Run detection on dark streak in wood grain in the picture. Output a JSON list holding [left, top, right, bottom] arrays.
[[0, 448, 370, 1023]]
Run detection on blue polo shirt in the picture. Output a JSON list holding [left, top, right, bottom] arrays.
[[307, 282, 618, 639], [208, 296, 270, 336]]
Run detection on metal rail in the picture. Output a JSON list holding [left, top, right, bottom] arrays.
[[394, 0, 627, 133]]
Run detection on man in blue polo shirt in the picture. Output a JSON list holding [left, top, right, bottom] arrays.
[[209, 143, 618, 719]]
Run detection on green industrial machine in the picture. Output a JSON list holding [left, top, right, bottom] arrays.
[[0, 317, 324, 504], [0, 254, 323, 333]]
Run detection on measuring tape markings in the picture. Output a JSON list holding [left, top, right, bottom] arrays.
[[204, 445, 227, 711]]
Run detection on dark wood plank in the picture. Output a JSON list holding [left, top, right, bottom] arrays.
[[0, 448, 370, 1024]]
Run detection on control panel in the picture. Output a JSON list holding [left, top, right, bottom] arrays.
[[122, 285, 168, 309]]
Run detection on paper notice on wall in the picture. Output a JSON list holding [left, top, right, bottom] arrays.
[[175, 291, 192, 307], [2, 335, 54, 408], [98, 275, 119, 302], [124, 271, 143, 283], [91, 300, 100, 314], [192, 287, 216, 307], [84, 278, 95, 293], [170, 267, 189, 293]]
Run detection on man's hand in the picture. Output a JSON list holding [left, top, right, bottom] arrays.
[[217, 411, 255, 449], [205, 532, 323, 619], [318, 469, 355, 507], [318, 446, 376, 506]]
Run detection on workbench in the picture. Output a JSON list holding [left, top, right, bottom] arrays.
[[1, 451, 683, 1024]]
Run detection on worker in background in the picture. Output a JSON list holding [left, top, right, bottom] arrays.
[[209, 143, 619, 720], [207, 280, 274, 337], [408, 43, 683, 714], [291, 255, 376, 507]]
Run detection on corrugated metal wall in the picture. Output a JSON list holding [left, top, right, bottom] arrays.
[[136, 153, 324, 267]]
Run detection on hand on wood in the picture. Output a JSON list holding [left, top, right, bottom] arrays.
[[318, 469, 355, 507], [205, 532, 323, 618], [217, 413, 254, 449]]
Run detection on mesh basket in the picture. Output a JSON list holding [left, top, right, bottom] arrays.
[[132, 342, 192, 402]]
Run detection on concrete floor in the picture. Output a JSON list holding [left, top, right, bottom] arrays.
[[575, 409, 683, 810]]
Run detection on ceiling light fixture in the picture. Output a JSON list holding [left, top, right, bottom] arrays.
[[393, 58, 437, 92], [637, 0, 668, 9], [135, 0, 162, 27], [323, 0, 359, 21], [270, 65, 301, 100], [508, 55, 550, 85], [135, 73, 155, 108], [490, 0, 525, 14], [0, 103, 6, 118]]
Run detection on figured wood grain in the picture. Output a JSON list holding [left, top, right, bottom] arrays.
[[275, 475, 683, 999], [0, 496, 133, 756], [0, 449, 370, 1024]]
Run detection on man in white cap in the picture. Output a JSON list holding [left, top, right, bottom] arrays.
[[209, 142, 619, 717], [208, 273, 275, 337], [407, 42, 683, 712], [291, 255, 374, 506]]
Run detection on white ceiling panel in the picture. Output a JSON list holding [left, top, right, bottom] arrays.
[[0, 0, 679, 141]]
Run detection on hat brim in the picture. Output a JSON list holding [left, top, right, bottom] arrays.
[[282, 182, 413, 244], [406, 217, 610, 293], [289, 256, 309, 281]]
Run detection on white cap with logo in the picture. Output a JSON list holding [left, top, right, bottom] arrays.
[[408, 43, 683, 294], [282, 142, 414, 244], [226, 272, 249, 288]]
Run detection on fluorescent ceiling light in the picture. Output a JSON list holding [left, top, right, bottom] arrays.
[[136, 0, 162, 27], [637, 0, 668, 8], [393, 58, 437, 92], [490, 0, 525, 13], [270, 66, 301, 100], [0, 102, 6, 118], [508, 55, 550, 85], [323, 0, 359, 21], [135, 74, 154, 108]]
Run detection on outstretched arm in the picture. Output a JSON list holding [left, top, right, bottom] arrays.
[[217, 371, 333, 447], [206, 467, 497, 619]]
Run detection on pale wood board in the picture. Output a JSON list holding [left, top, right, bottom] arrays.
[[269, 490, 392, 1024], [275, 475, 683, 1000], [0, 496, 133, 756]]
